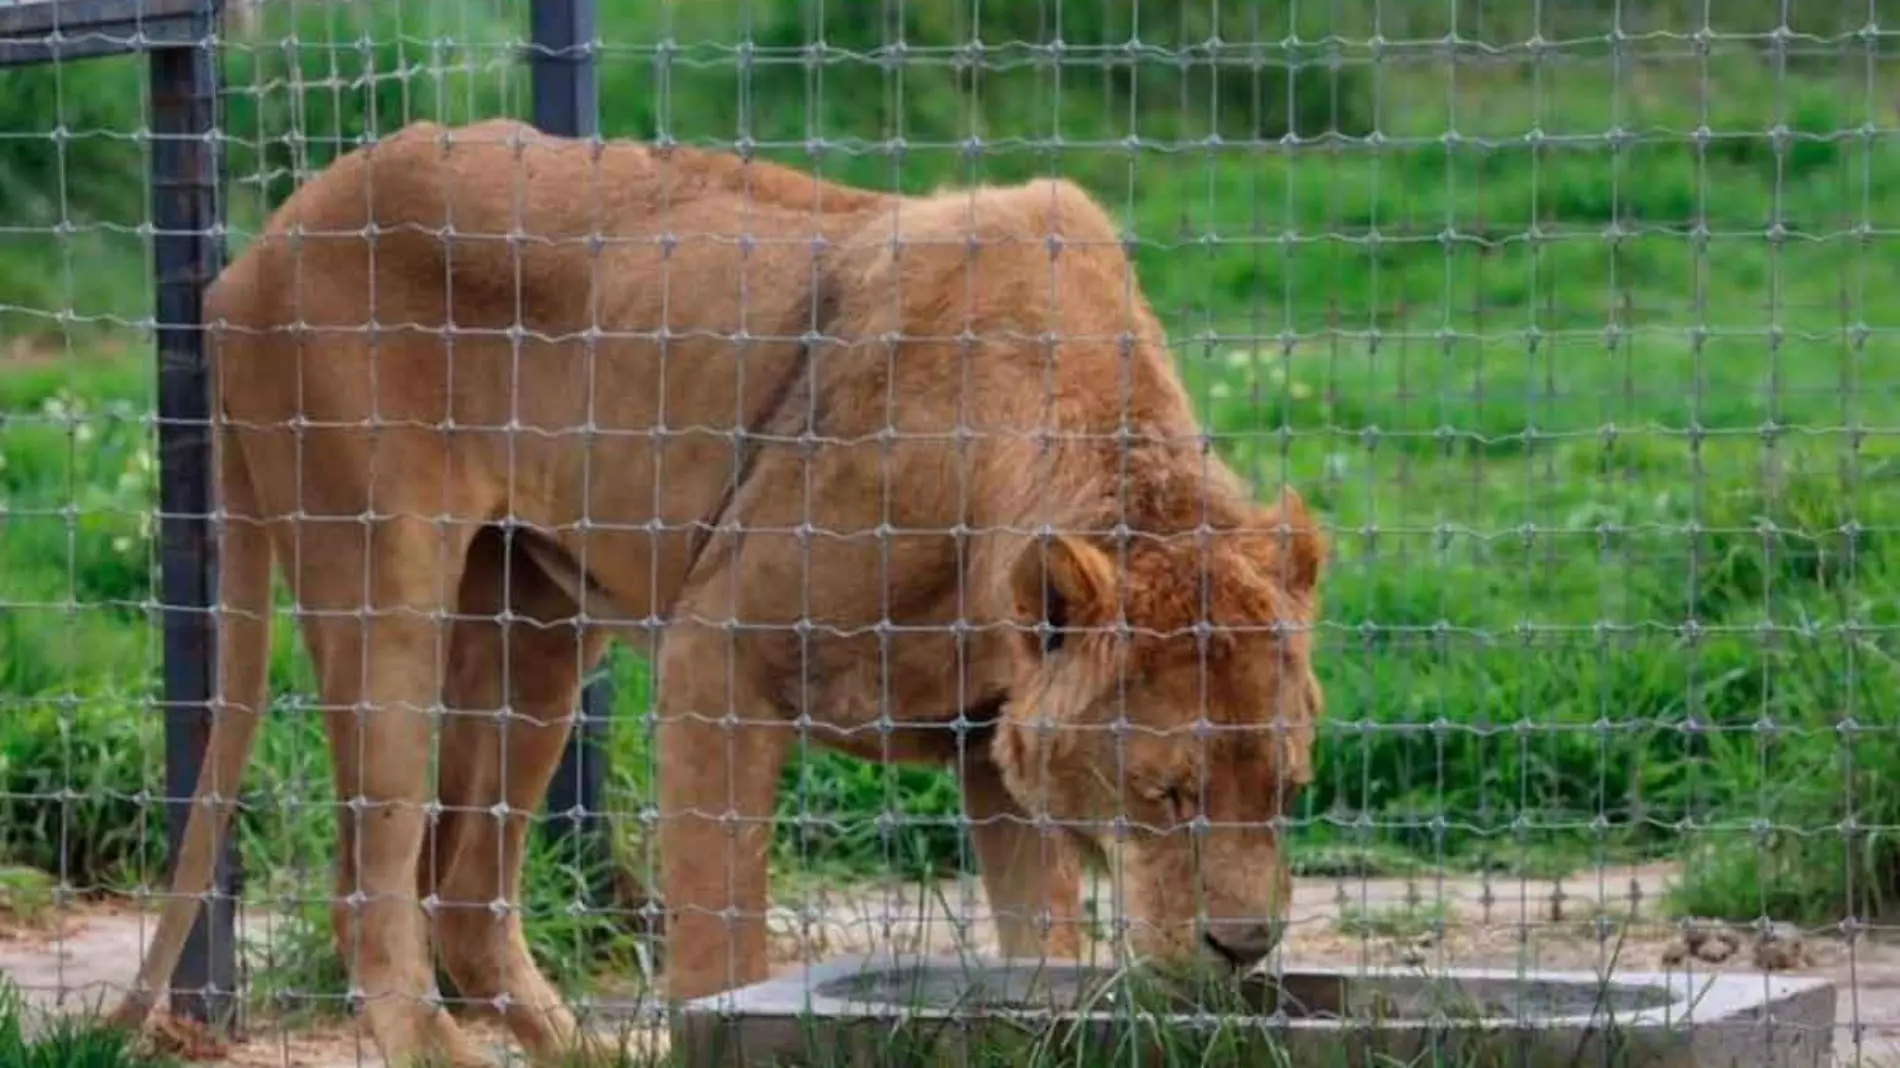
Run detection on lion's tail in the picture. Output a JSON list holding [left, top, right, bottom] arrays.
[[109, 333, 274, 1031]]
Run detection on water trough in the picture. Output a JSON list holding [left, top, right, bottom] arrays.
[[672, 953, 1836, 1068]]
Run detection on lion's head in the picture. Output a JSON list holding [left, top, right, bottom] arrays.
[[990, 489, 1325, 973]]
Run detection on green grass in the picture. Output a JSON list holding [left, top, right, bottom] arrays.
[[0, 979, 180, 1068], [1, 0, 1896, 1012], [0, 963, 1688, 1068]]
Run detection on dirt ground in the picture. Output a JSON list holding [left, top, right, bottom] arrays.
[[1, 863, 1892, 1067]]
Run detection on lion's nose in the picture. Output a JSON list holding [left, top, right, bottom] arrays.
[[1202, 922, 1282, 968]]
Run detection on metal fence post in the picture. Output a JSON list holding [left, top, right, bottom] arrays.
[[151, 6, 238, 1030], [527, 0, 613, 903]]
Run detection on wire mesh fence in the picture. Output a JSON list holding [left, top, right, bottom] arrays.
[[0, 0, 1887, 1065]]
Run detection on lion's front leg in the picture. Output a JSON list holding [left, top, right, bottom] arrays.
[[957, 754, 1086, 962], [654, 620, 792, 1002]]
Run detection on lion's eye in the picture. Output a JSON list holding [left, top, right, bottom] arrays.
[[1017, 591, 1068, 659], [1016, 622, 1065, 661]]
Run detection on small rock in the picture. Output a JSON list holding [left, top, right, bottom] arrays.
[[1694, 933, 1736, 964], [1678, 917, 1740, 964], [1680, 917, 1724, 951], [1752, 923, 1812, 971], [1658, 918, 1741, 967]]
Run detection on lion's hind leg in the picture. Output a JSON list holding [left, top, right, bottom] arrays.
[[423, 528, 612, 1064], [294, 503, 493, 1068]]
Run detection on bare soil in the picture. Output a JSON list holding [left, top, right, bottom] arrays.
[[1, 865, 1893, 1067]]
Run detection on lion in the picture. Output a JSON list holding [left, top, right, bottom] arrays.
[[108, 118, 1327, 1067]]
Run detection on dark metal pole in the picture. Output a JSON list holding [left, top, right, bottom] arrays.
[[151, 9, 238, 1030], [531, 0, 597, 141], [545, 669, 613, 900], [528, 0, 612, 905]]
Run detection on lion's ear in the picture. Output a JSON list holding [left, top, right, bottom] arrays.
[[1261, 489, 1326, 601], [1010, 533, 1117, 639]]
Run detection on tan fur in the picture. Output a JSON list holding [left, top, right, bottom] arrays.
[[107, 119, 1327, 1066]]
